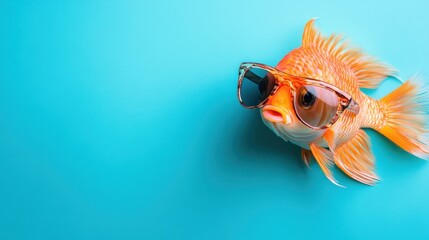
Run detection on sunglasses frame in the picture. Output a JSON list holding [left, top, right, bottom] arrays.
[[237, 62, 360, 129]]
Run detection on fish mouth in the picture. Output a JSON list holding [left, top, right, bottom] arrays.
[[262, 105, 292, 125]]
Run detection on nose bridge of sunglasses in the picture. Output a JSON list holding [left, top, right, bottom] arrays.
[[272, 73, 302, 89]]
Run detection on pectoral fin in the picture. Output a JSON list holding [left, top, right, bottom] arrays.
[[301, 149, 313, 167], [334, 130, 379, 185], [323, 128, 335, 151]]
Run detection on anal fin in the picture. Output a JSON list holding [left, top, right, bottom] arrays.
[[334, 130, 379, 185], [309, 143, 343, 187]]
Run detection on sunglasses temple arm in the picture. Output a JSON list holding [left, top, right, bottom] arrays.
[[243, 70, 262, 84]]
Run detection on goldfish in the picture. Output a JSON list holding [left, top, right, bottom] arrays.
[[237, 19, 429, 186]]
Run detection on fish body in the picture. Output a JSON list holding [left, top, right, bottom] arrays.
[[259, 19, 429, 185]]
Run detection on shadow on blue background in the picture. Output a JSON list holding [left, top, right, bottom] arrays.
[[1, 0, 429, 239]]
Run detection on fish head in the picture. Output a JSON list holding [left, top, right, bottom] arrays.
[[261, 83, 326, 147]]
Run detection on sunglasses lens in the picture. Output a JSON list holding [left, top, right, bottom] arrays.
[[294, 85, 339, 128], [239, 67, 276, 107]]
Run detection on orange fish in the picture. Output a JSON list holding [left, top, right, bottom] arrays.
[[237, 19, 429, 186]]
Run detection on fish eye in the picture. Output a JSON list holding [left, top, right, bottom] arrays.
[[298, 86, 316, 109]]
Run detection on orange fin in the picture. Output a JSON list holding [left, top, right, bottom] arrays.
[[309, 143, 343, 187], [302, 19, 395, 89], [334, 130, 379, 185], [378, 75, 429, 159], [301, 149, 313, 167], [323, 128, 335, 151]]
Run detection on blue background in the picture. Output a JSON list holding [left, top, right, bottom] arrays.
[[1, 0, 429, 239]]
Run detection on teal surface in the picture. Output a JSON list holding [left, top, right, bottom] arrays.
[[1, 0, 429, 239]]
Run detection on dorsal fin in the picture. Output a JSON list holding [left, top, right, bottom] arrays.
[[302, 19, 395, 89]]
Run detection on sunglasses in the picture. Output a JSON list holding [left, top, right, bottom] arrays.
[[237, 62, 360, 129]]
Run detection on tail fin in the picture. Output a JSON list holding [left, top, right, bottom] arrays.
[[377, 75, 429, 159]]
